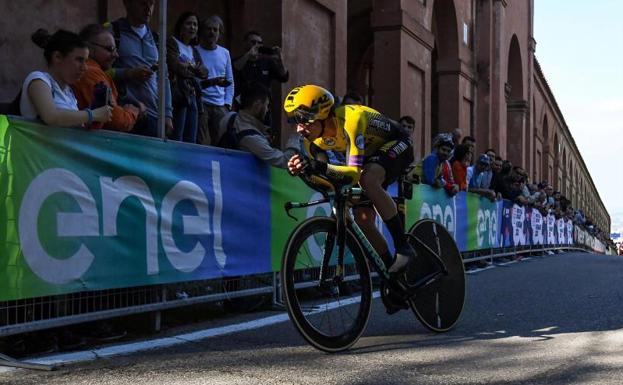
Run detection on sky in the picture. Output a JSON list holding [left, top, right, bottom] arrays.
[[534, 0, 623, 238]]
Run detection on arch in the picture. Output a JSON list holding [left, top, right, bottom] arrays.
[[532, 98, 541, 182], [553, 133, 560, 189], [542, 114, 550, 182], [431, 0, 460, 140], [562, 147, 567, 195], [507, 35, 524, 100], [346, 1, 374, 104], [505, 34, 526, 167]]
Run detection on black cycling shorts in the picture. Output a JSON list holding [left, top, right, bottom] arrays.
[[364, 139, 414, 188]]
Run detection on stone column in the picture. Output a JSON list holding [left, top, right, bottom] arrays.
[[506, 100, 528, 168], [371, 0, 433, 158]]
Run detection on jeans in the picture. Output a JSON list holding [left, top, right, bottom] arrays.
[[172, 97, 199, 143], [198, 104, 228, 145]]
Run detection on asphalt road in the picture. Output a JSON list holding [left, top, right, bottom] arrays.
[[3, 251, 623, 385]]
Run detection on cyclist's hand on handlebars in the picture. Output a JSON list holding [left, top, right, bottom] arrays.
[[287, 154, 309, 176]]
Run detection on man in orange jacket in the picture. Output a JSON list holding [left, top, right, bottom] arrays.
[[72, 24, 143, 132]]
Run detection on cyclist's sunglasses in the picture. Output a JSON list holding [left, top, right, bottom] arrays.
[[287, 109, 317, 125]]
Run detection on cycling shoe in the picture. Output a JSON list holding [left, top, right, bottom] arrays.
[[380, 282, 409, 315], [388, 244, 417, 275]]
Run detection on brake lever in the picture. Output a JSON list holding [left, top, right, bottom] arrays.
[[285, 202, 297, 221]]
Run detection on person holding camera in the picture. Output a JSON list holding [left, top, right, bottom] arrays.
[[72, 24, 142, 132], [233, 31, 289, 126], [194, 15, 234, 145]]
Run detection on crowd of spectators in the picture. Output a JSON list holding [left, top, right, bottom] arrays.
[[11, 0, 291, 169], [405, 129, 612, 249], [2, 0, 617, 355]]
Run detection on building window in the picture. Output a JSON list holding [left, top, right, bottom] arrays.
[[463, 22, 469, 46]]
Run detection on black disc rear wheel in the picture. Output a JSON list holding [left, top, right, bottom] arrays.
[[407, 219, 465, 332]]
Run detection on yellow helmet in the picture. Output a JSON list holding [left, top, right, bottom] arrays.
[[283, 85, 335, 124]]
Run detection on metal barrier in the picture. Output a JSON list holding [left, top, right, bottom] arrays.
[[0, 274, 274, 338], [0, 242, 600, 371], [0, 244, 593, 341]]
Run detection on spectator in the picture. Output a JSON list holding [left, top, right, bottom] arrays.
[[513, 167, 534, 205], [468, 154, 496, 201], [485, 148, 496, 160], [195, 15, 234, 145], [451, 144, 471, 191], [341, 90, 364, 105], [107, 0, 173, 137], [489, 155, 504, 194], [72, 24, 141, 132], [166, 12, 208, 143], [232, 30, 288, 124], [216, 83, 298, 168], [492, 159, 512, 194], [500, 173, 530, 206], [461, 135, 476, 154], [20, 29, 112, 127], [451, 128, 463, 147], [574, 209, 586, 225], [409, 134, 459, 195], [399, 115, 415, 132]]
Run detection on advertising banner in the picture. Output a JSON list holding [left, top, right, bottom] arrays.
[[0, 116, 604, 301], [0, 117, 273, 301]]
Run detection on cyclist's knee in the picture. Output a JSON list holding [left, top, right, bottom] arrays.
[[354, 207, 376, 226]]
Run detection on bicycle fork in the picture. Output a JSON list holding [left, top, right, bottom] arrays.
[[318, 195, 348, 294]]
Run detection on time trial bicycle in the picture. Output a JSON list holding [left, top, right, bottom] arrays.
[[280, 176, 465, 352]]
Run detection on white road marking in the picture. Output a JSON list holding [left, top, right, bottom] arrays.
[[6, 292, 381, 369]]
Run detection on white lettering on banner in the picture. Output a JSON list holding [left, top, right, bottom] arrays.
[[476, 209, 498, 248], [531, 210, 543, 245], [19, 166, 224, 283], [566, 221, 573, 245], [420, 202, 455, 236], [100, 176, 159, 274], [511, 205, 526, 246], [489, 210, 498, 246], [547, 215, 556, 245], [557, 219, 565, 244], [211, 161, 227, 269], [18, 168, 99, 284], [161, 181, 211, 273], [476, 210, 485, 247]]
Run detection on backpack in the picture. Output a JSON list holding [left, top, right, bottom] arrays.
[[108, 19, 159, 50], [217, 113, 262, 149]]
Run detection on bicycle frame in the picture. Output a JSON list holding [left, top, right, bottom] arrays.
[[285, 182, 449, 294]]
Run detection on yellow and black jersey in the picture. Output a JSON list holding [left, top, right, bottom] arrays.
[[304, 104, 410, 185]]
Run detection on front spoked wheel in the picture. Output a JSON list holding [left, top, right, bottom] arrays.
[[407, 219, 465, 332], [281, 217, 372, 352]]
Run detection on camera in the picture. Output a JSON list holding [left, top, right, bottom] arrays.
[[258, 46, 277, 55]]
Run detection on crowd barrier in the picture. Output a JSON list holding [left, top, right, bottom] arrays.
[[0, 115, 607, 337]]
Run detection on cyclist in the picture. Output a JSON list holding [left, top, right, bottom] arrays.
[[284, 84, 417, 289]]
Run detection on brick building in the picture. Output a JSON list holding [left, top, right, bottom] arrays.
[[0, 0, 610, 231]]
